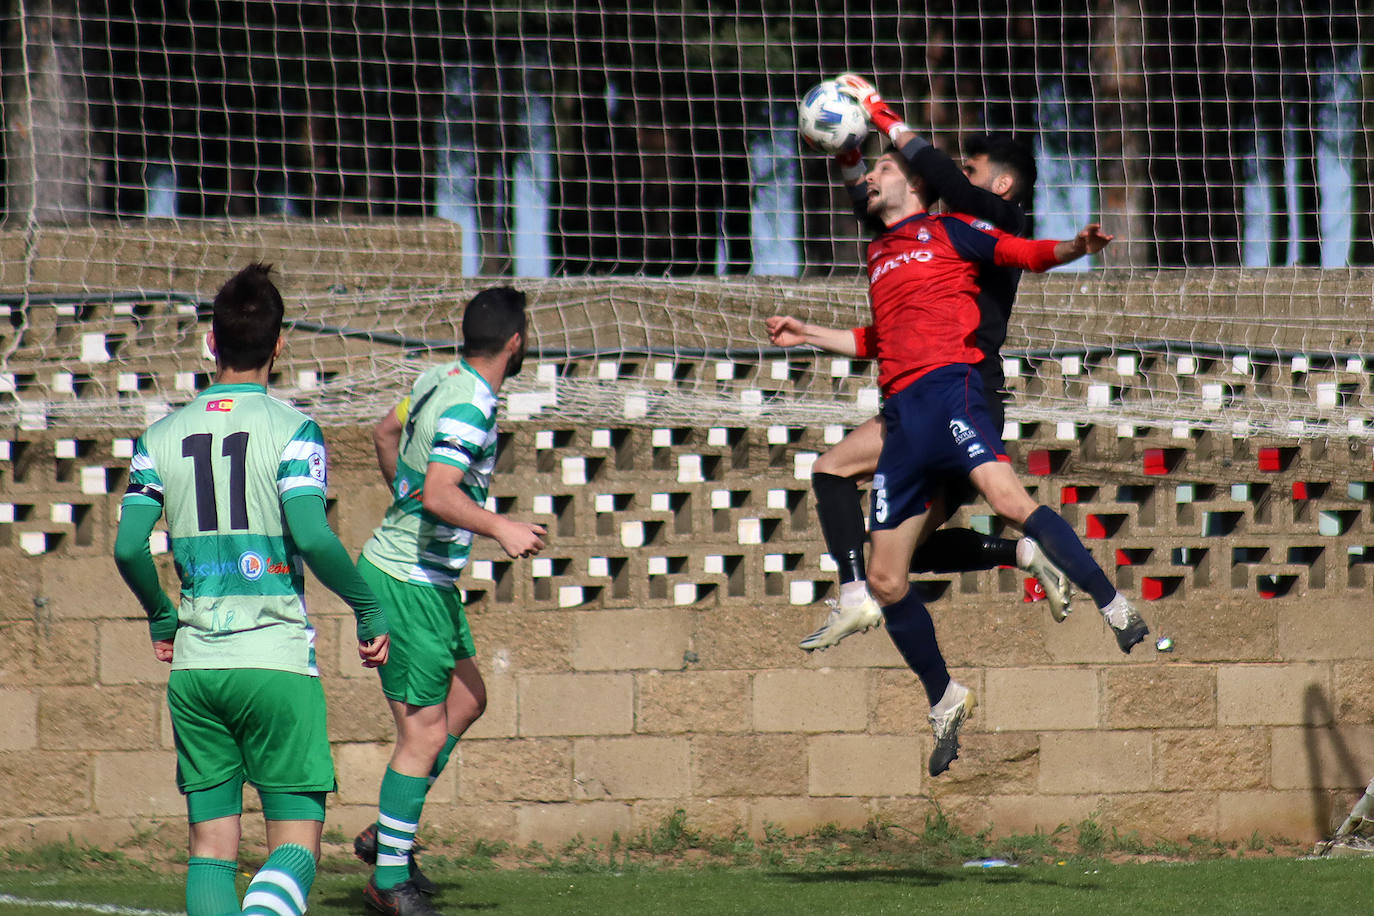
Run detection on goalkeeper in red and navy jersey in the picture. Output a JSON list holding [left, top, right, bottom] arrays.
[[768, 101, 1149, 778]]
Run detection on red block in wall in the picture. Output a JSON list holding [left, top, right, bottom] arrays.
[[1027, 450, 1053, 476]]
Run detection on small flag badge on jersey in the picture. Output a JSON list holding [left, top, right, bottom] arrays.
[[206, 398, 235, 412]]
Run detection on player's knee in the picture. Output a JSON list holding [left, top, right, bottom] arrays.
[[867, 567, 907, 606], [451, 689, 487, 733]]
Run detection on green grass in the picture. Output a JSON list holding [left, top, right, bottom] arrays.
[[4, 859, 1374, 916], [1, 812, 1369, 915]]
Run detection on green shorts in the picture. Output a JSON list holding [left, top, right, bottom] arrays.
[[166, 668, 336, 797], [359, 555, 475, 707]]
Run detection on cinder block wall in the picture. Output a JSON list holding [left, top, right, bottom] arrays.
[[2, 232, 1372, 849], [3, 418, 1374, 850]]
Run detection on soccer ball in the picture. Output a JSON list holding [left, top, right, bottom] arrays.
[[797, 80, 869, 154]]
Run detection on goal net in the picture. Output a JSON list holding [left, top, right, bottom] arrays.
[[1, 2, 1370, 432]]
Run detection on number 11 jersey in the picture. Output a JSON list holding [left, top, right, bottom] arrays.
[[122, 383, 329, 675]]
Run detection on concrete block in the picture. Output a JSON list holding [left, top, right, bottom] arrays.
[[630, 798, 749, 840], [0, 689, 38, 750], [515, 801, 632, 847], [460, 738, 572, 802], [1153, 728, 1266, 791], [417, 802, 521, 845], [635, 670, 753, 734], [1217, 664, 1331, 726], [753, 669, 869, 733], [692, 605, 799, 670], [0, 621, 97, 686], [0, 751, 91, 817], [692, 735, 806, 797], [923, 732, 1040, 799], [986, 794, 1100, 838], [1098, 791, 1219, 839], [1038, 731, 1152, 794], [807, 734, 923, 797], [519, 673, 634, 737], [1335, 661, 1374, 724], [572, 609, 692, 671], [1279, 600, 1374, 659], [1271, 725, 1374, 790], [1103, 666, 1216, 729], [1218, 790, 1326, 843], [462, 673, 518, 740], [984, 668, 1098, 732], [39, 685, 160, 751], [934, 602, 1051, 668], [474, 608, 575, 674], [322, 677, 393, 743], [573, 736, 691, 800], [748, 797, 873, 837], [870, 670, 926, 735], [93, 751, 181, 816], [98, 620, 171, 685], [332, 741, 396, 806]]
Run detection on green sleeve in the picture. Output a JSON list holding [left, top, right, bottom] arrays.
[[113, 501, 178, 641], [282, 492, 389, 642]]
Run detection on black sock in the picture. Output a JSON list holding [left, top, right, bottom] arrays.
[[1022, 505, 1116, 608], [881, 589, 949, 706], [911, 528, 1017, 572], [812, 472, 866, 584]]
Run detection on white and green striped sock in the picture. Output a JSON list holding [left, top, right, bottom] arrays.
[[241, 842, 315, 916]]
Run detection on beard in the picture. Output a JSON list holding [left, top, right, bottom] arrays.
[[505, 348, 525, 378]]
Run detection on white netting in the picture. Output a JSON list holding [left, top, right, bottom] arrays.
[[1, 3, 1371, 432]]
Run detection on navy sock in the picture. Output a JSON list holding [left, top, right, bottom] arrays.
[[881, 589, 950, 706], [812, 472, 867, 584], [1022, 505, 1116, 608], [912, 528, 1017, 572]]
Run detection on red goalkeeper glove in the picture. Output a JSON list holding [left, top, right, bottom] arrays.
[[834, 146, 865, 183], [835, 73, 910, 145]]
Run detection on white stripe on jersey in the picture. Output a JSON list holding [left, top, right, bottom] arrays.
[[436, 415, 493, 446], [280, 439, 325, 462], [278, 475, 326, 494], [408, 561, 467, 585], [130, 452, 156, 472]]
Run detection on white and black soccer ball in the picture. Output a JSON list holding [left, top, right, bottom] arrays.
[[797, 79, 869, 154]]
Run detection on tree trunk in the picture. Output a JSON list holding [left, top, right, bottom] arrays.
[[1090, 0, 1152, 266], [3, 0, 99, 224]]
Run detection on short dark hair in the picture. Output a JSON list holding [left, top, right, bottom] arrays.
[[461, 287, 527, 358], [211, 263, 284, 371], [964, 133, 1037, 205]]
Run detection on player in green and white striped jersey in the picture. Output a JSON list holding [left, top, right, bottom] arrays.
[[355, 287, 546, 914], [115, 264, 389, 916]]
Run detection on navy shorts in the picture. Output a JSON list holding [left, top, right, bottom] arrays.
[[871, 363, 1008, 532]]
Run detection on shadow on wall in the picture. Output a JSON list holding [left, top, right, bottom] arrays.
[[1303, 683, 1367, 838]]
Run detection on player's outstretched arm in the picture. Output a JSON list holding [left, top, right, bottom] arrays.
[[283, 492, 390, 665], [1053, 223, 1114, 264], [766, 315, 861, 356], [422, 462, 547, 559], [113, 500, 178, 659]]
